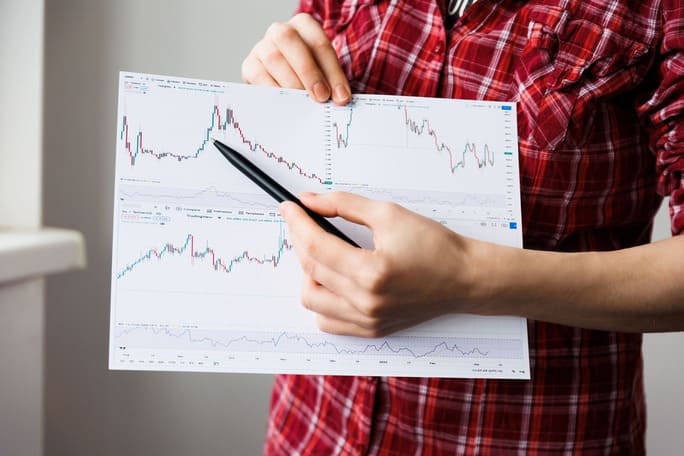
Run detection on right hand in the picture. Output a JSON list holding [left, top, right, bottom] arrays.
[[242, 13, 352, 105], [279, 192, 490, 338]]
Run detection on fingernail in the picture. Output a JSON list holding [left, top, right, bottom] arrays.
[[299, 192, 318, 199], [333, 84, 350, 103], [312, 81, 330, 102]]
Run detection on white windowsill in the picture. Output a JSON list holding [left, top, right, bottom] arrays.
[[0, 228, 86, 285]]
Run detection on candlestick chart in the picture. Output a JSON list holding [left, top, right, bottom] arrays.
[[115, 228, 292, 281], [116, 75, 329, 193], [334, 104, 496, 173], [120, 106, 328, 184]]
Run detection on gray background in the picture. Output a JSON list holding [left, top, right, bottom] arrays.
[[42, 1, 683, 454]]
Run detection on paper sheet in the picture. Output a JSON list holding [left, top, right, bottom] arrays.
[[109, 72, 530, 378]]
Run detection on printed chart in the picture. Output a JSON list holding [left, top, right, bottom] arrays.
[[110, 72, 529, 378]]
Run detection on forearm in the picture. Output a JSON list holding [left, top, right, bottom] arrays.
[[473, 236, 684, 332]]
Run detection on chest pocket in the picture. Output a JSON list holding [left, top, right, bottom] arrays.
[[516, 7, 653, 151]]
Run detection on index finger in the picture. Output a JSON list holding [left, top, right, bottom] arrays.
[[267, 22, 331, 101], [279, 201, 370, 277], [289, 13, 352, 105]]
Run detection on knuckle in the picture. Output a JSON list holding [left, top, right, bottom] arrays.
[[363, 326, 385, 339], [358, 314, 382, 332], [265, 21, 283, 37], [299, 61, 322, 80], [300, 290, 314, 311], [310, 37, 333, 53], [285, 61, 320, 86], [328, 191, 345, 206], [289, 12, 313, 26], [240, 57, 257, 82], [299, 254, 317, 277], [259, 46, 283, 66], [359, 295, 384, 319], [315, 315, 329, 332], [269, 22, 298, 43], [316, 316, 340, 335], [300, 234, 319, 259], [378, 201, 401, 222], [359, 258, 391, 293]]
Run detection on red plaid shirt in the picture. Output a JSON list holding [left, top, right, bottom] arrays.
[[265, 0, 684, 454]]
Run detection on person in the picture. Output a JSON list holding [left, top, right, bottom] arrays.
[[242, 0, 684, 453]]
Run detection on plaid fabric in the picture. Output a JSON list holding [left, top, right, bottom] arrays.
[[265, 0, 684, 454]]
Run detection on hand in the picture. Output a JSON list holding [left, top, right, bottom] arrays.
[[242, 13, 352, 104], [280, 192, 489, 338]]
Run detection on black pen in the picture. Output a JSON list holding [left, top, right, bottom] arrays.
[[213, 139, 360, 248]]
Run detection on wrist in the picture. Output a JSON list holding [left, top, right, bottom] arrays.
[[458, 237, 520, 316], [464, 240, 566, 318]]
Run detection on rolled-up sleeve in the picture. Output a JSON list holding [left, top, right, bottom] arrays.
[[637, 0, 684, 234]]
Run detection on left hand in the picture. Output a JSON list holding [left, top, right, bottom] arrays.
[[279, 192, 489, 338]]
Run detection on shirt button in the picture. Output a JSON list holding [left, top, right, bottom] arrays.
[[434, 41, 444, 53]]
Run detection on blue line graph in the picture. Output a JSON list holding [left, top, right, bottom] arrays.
[[333, 107, 354, 148]]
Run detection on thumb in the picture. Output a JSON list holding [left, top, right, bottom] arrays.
[[299, 192, 383, 229]]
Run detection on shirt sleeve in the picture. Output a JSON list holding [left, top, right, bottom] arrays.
[[636, 1, 684, 235]]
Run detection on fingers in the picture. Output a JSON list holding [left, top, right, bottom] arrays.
[[265, 22, 329, 98], [244, 27, 308, 90], [316, 316, 383, 338], [241, 54, 279, 87], [289, 13, 351, 105], [241, 14, 351, 104], [315, 314, 412, 338], [280, 200, 371, 283], [302, 278, 388, 337], [301, 277, 359, 323], [297, 245, 362, 302], [252, 39, 306, 90], [299, 192, 393, 230], [284, 192, 459, 338]]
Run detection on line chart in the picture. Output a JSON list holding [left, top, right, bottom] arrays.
[[336, 185, 505, 208], [110, 72, 528, 378], [113, 326, 530, 359], [119, 185, 277, 209]]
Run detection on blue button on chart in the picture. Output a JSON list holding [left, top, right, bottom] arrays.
[[501, 105, 512, 111], [509, 222, 517, 229]]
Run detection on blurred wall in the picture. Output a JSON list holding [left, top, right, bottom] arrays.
[[0, 0, 43, 228], [1, 1, 44, 455], [42, 1, 684, 454]]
